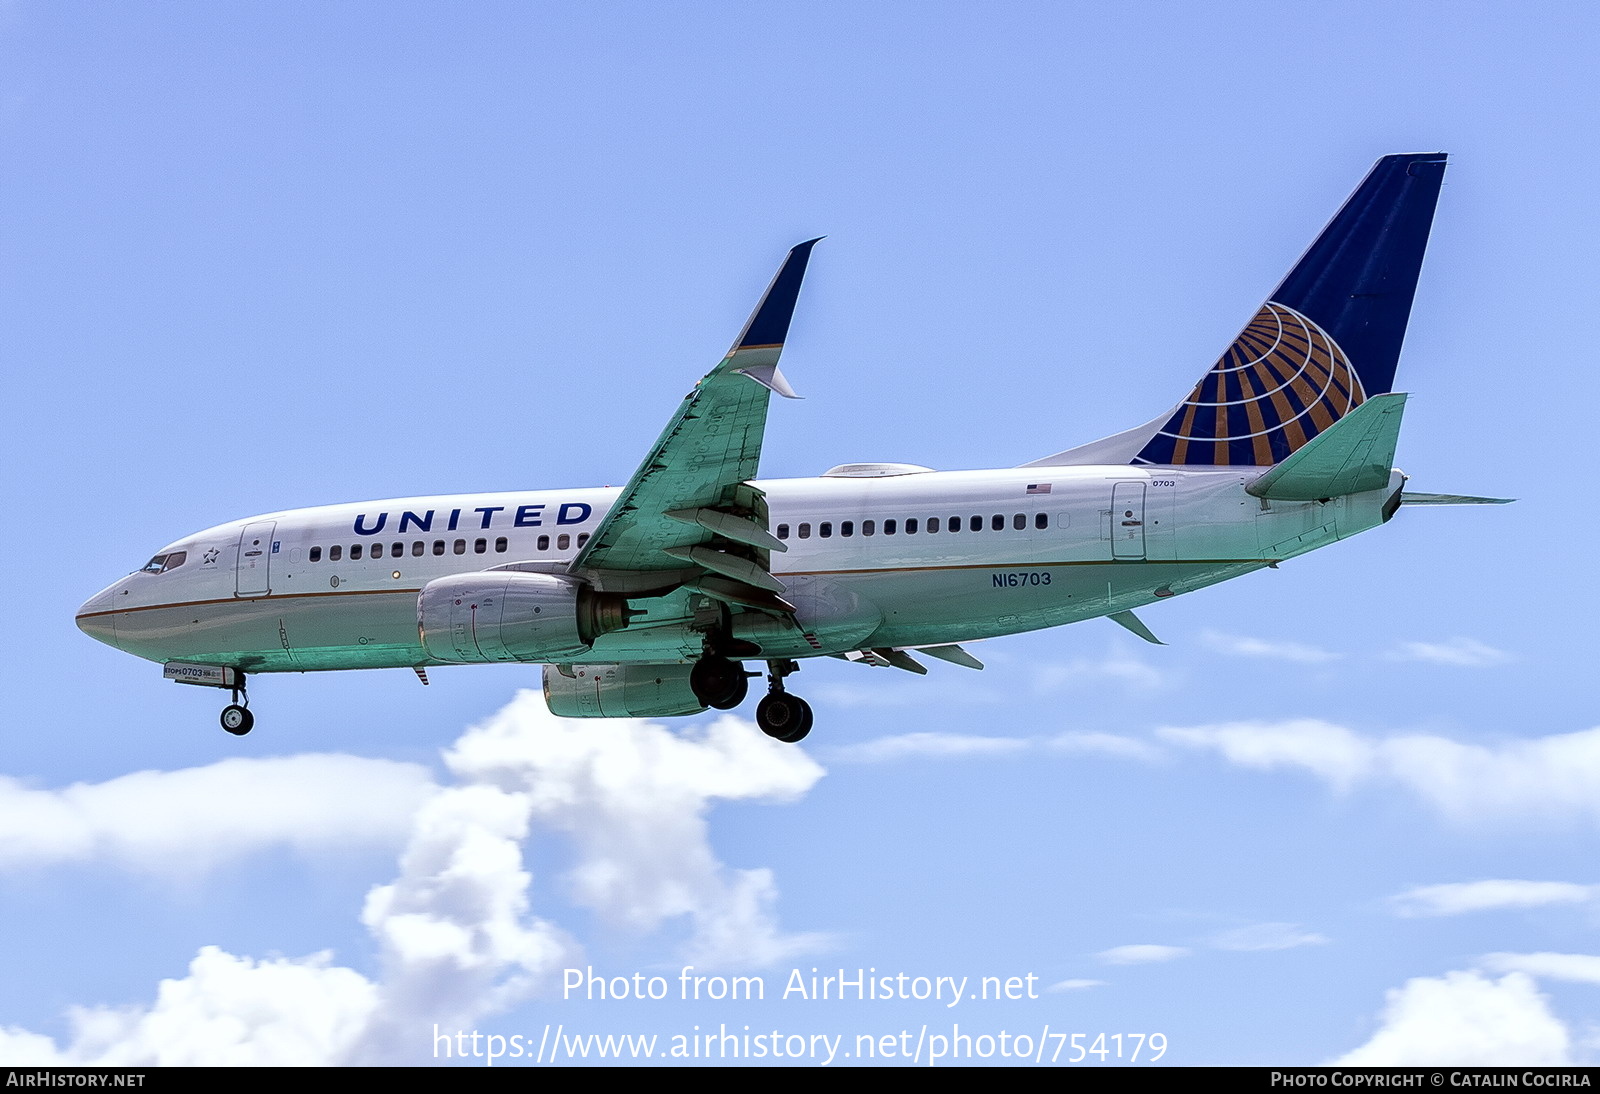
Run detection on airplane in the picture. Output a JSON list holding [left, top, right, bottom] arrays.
[[76, 151, 1507, 743]]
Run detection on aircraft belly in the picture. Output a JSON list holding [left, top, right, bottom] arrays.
[[849, 559, 1265, 648]]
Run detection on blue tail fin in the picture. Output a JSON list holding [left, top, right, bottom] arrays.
[[1133, 153, 1447, 467]]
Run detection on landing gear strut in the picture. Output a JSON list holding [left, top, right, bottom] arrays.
[[690, 655, 749, 710], [755, 659, 812, 743], [220, 675, 253, 736]]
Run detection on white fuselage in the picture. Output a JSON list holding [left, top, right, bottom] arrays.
[[76, 465, 1402, 673]]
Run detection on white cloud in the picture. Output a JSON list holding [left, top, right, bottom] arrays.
[[1209, 922, 1328, 952], [3, 692, 826, 1064], [1033, 646, 1167, 694], [1097, 944, 1189, 965], [1158, 719, 1374, 791], [1047, 979, 1107, 992], [355, 781, 575, 1062], [447, 696, 829, 967], [1047, 731, 1165, 763], [1392, 638, 1513, 667], [827, 732, 1031, 764], [0, 755, 435, 876], [1333, 971, 1571, 1066], [52, 948, 380, 1067], [1481, 952, 1600, 986], [0, 1027, 66, 1066], [1202, 630, 1341, 663], [1392, 881, 1598, 918], [1160, 721, 1600, 824], [830, 729, 1163, 765]]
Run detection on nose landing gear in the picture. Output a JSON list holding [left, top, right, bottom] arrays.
[[220, 677, 253, 736]]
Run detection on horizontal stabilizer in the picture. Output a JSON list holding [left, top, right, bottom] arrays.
[[1108, 610, 1164, 645], [1400, 492, 1515, 506], [1247, 393, 1407, 501]]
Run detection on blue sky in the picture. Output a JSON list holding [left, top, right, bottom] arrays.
[[4, 0, 1600, 1066]]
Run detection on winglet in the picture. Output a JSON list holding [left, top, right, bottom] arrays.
[[731, 238, 823, 352], [725, 238, 822, 400]]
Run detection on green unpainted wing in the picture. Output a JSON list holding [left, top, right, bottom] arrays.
[[1246, 392, 1408, 501], [568, 240, 820, 595]]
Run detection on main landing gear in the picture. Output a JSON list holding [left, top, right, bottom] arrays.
[[689, 655, 750, 711], [219, 675, 253, 736], [755, 659, 812, 744], [689, 654, 813, 743]]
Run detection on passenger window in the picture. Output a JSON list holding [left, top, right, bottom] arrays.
[[798, 523, 811, 539], [927, 518, 940, 533], [906, 518, 918, 534], [432, 540, 445, 556], [777, 523, 790, 540], [884, 519, 897, 535], [1035, 513, 1048, 530], [970, 516, 982, 532], [820, 522, 833, 538], [309, 546, 322, 563], [495, 537, 508, 553], [392, 542, 405, 558], [577, 533, 590, 547], [412, 541, 424, 557], [558, 534, 570, 550], [841, 521, 854, 537], [992, 514, 1004, 531], [862, 520, 875, 537], [351, 544, 363, 560], [453, 539, 466, 555], [538, 534, 550, 551], [474, 538, 486, 554], [948, 517, 961, 533], [330, 545, 343, 561], [1014, 513, 1026, 530]]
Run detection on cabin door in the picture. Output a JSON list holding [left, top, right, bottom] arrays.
[[1111, 483, 1146, 560], [236, 521, 277, 597]]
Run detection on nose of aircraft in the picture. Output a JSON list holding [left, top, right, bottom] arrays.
[[76, 588, 121, 650]]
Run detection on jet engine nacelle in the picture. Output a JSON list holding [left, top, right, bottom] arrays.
[[417, 572, 629, 664], [542, 663, 707, 718]]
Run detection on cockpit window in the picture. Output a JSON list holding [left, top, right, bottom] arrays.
[[140, 551, 187, 574]]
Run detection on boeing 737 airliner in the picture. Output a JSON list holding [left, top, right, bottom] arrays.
[[77, 153, 1504, 742]]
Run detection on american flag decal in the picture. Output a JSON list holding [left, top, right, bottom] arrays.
[[1026, 483, 1052, 494]]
